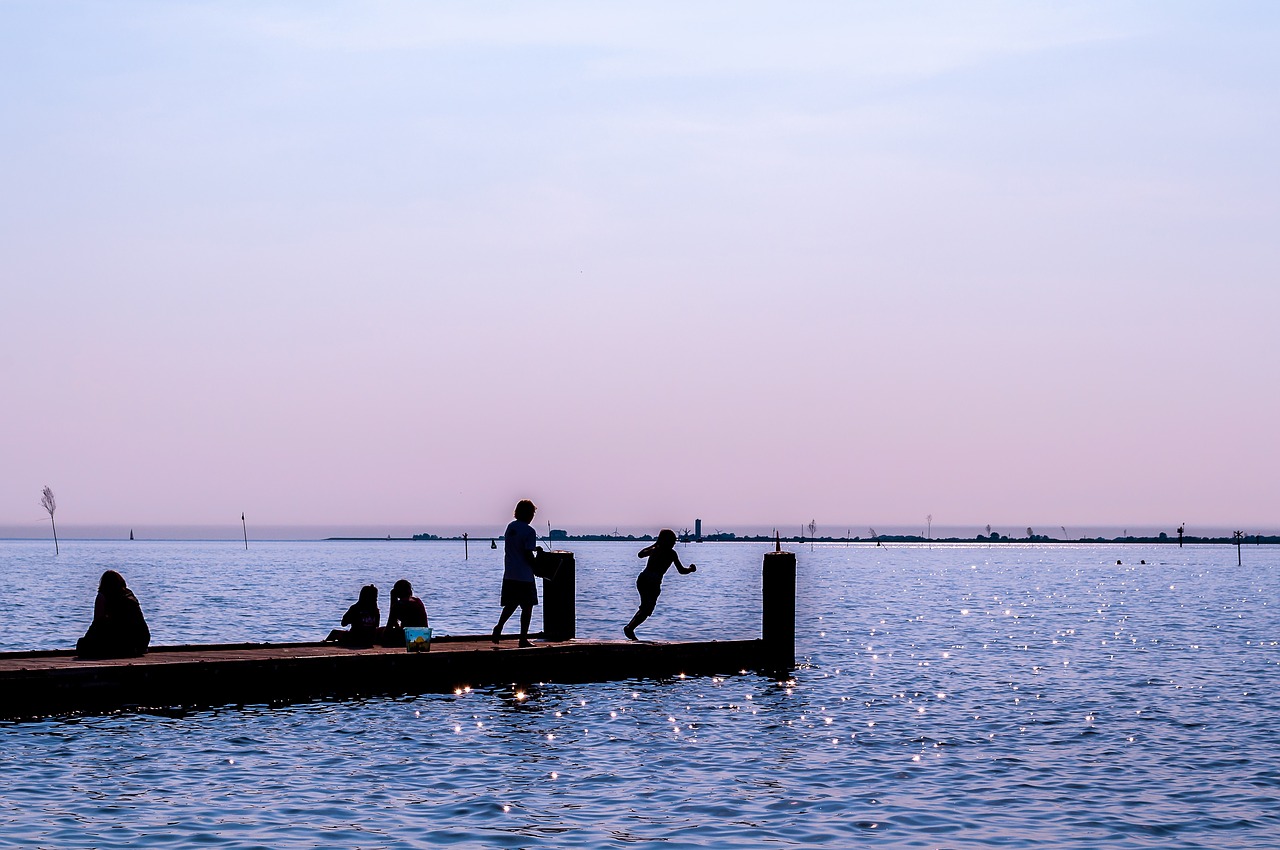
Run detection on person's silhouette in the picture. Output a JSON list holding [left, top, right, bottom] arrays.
[[624, 529, 695, 640], [492, 499, 542, 648], [76, 570, 150, 659], [381, 579, 428, 646], [327, 584, 379, 647]]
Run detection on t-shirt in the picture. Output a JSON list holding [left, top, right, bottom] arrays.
[[388, 596, 429, 628], [504, 519, 538, 583], [344, 603, 379, 633]]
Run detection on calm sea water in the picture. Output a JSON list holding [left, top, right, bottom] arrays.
[[2, 539, 1278, 848]]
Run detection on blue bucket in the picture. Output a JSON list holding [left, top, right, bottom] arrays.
[[404, 627, 432, 652]]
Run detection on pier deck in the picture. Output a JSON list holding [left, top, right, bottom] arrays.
[[1, 549, 797, 721], [0, 635, 774, 721]]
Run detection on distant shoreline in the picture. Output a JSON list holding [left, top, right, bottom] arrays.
[[327, 533, 1278, 545], [1, 533, 1271, 545]]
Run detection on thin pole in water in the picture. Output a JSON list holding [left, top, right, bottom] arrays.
[[464, 532, 469, 560], [40, 486, 58, 555], [1234, 530, 1243, 565], [242, 513, 248, 550]]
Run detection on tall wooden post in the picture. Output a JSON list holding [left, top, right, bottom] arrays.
[[541, 550, 576, 641], [762, 550, 796, 669]]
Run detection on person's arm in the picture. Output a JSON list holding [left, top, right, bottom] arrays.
[[673, 553, 696, 574], [522, 527, 543, 565], [638, 545, 656, 558]]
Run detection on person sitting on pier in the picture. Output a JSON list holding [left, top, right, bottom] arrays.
[[624, 529, 696, 641], [76, 570, 151, 659], [381, 579, 429, 647], [326, 584, 380, 648], [492, 498, 543, 648]]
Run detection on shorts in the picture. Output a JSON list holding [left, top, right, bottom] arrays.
[[501, 579, 538, 608], [636, 572, 662, 611]]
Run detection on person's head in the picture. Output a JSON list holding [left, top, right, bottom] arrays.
[[391, 579, 413, 600], [358, 584, 378, 607], [99, 570, 126, 593], [514, 499, 537, 523], [656, 529, 678, 548]]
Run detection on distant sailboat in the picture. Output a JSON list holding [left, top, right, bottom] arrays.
[[129, 529, 134, 541]]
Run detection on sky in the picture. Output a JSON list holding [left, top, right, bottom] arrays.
[[2, 2, 1278, 537]]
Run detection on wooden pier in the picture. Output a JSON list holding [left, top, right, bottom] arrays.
[[0, 550, 797, 721]]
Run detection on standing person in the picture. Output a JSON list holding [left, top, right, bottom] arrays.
[[492, 499, 542, 648], [76, 570, 151, 659], [624, 529, 696, 640]]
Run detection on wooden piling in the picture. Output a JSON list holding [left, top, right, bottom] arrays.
[[762, 550, 796, 669], [541, 550, 576, 641]]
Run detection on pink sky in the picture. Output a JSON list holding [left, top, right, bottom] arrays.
[[2, 3, 1277, 534]]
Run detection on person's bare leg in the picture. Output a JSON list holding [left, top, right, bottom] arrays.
[[625, 594, 655, 640], [518, 605, 533, 647], [493, 605, 516, 643], [623, 609, 646, 640]]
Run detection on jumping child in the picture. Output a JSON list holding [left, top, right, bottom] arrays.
[[624, 529, 696, 640]]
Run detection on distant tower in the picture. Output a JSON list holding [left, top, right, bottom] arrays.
[[695, 519, 702, 540]]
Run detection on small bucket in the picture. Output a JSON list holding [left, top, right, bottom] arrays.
[[404, 627, 432, 652]]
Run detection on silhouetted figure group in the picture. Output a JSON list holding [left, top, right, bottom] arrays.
[[488, 499, 698, 644], [326, 579, 429, 648], [75, 499, 698, 658], [77, 570, 150, 659]]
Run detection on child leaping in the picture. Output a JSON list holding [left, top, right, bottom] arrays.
[[624, 528, 696, 640]]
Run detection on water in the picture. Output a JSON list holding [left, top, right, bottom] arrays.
[[2, 539, 1279, 848]]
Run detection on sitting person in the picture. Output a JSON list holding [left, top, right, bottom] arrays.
[[77, 570, 151, 659], [326, 584, 380, 647], [381, 579, 429, 646]]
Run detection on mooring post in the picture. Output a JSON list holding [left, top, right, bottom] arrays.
[[762, 549, 796, 669], [541, 550, 576, 641]]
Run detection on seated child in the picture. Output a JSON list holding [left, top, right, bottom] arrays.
[[326, 584, 380, 647], [381, 579, 429, 647], [624, 529, 696, 640], [77, 570, 151, 659]]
